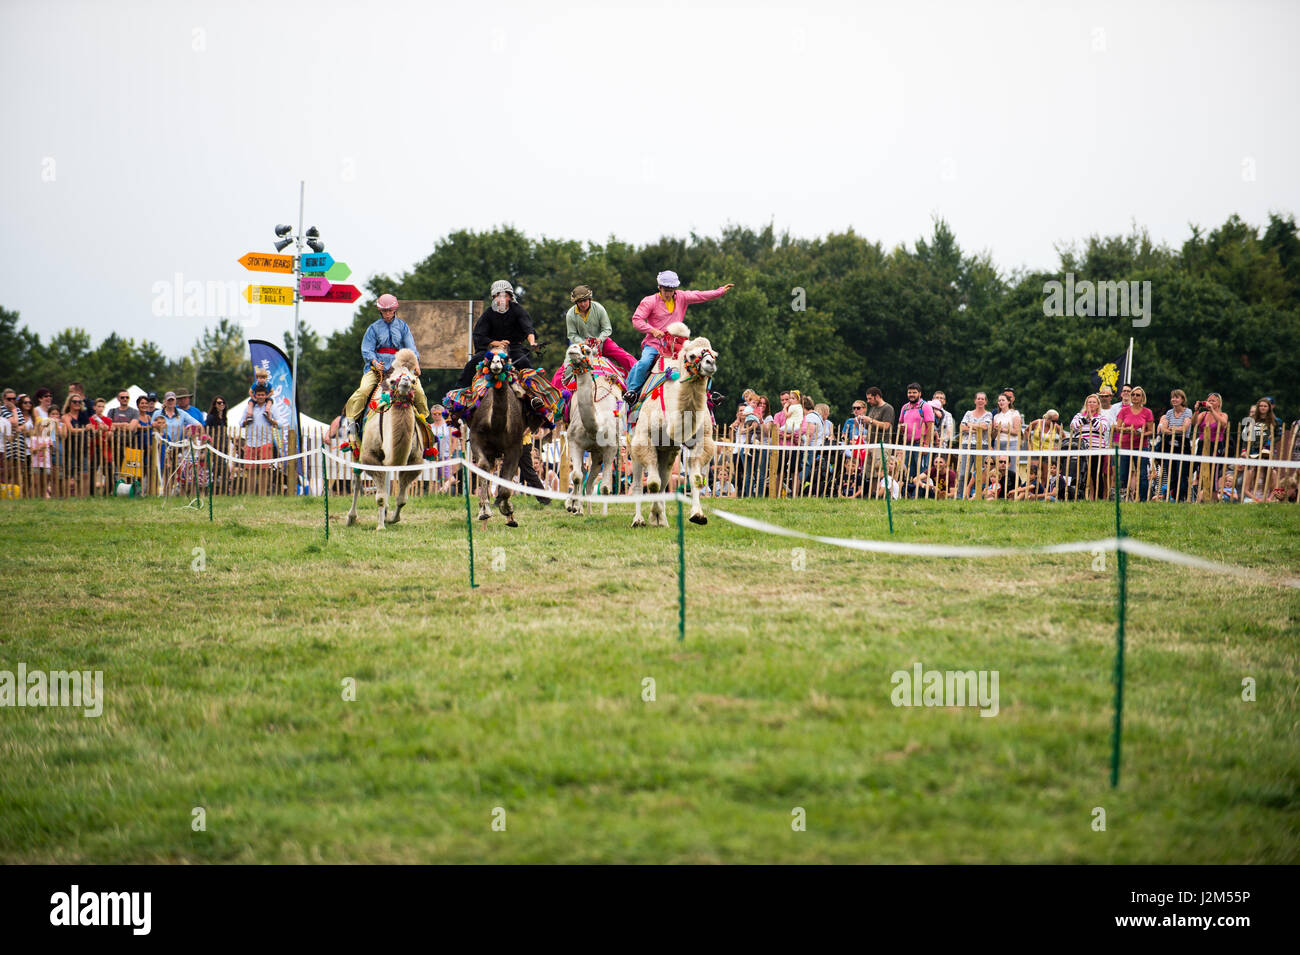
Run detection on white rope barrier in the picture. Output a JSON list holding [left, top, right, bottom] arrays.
[[154, 433, 313, 467], [707, 507, 1300, 587], [459, 456, 687, 506], [319, 447, 460, 474]]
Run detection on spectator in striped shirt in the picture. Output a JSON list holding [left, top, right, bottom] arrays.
[[1071, 393, 1111, 500]]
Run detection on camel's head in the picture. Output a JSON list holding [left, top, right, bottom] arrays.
[[485, 340, 511, 376], [680, 337, 717, 379], [564, 341, 594, 378], [388, 366, 417, 399]]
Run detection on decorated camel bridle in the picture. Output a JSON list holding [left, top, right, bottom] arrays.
[[368, 370, 417, 414], [680, 345, 717, 381], [567, 345, 625, 406], [476, 349, 516, 390]]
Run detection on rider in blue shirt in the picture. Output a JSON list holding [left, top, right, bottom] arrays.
[[344, 293, 429, 427]]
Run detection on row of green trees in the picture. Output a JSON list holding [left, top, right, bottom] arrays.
[[4, 212, 1298, 423]]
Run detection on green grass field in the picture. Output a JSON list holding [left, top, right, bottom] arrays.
[[1, 493, 1297, 863]]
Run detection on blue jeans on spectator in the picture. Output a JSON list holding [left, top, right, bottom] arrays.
[[902, 444, 930, 493], [801, 449, 823, 493], [625, 345, 660, 393], [747, 448, 769, 496]]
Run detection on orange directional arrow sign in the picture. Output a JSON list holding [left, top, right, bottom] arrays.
[[238, 252, 295, 274], [243, 284, 295, 305]]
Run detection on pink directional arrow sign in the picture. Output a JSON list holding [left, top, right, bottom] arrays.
[[302, 283, 362, 304], [299, 276, 332, 296]]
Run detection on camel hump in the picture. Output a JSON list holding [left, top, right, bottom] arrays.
[[392, 348, 419, 371], [665, 321, 690, 338]]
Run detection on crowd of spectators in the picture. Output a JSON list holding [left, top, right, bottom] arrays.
[[0, 378, 295, 498], [2, 376, 1298, 504], [718, 383, 1300, 503]]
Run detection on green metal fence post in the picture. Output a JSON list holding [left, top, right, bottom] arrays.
[[677, 497, 686, 641], [462, 455, 478, 589]]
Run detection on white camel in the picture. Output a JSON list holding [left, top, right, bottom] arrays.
[[345, 348, 424, 530], [563, 341, 622, 515], [629, 323, 717, 527]]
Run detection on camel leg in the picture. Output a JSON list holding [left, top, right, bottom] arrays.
[[375, 469, 389, 530], [599, 447, 616, 516], [567, 450, 584, 514], [644, 451, 663, 494], [631, 457, 646, 528], [388, 470, 414, 524], [652, 446, 676, 526], [346, 468, 361, 525], [687, 444, 709, 525], [477, 462, 492, 521], [580, 456, 599, 515], [498, 445, 521, 527], [473, 450, 492, 521], [688, 464, 708, 524]]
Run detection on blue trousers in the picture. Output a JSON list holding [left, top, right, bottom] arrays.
[[625, 345, 660, 393]]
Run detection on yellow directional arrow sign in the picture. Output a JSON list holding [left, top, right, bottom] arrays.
[[238, 252, 295, 273], [243, 284, 295, 305]]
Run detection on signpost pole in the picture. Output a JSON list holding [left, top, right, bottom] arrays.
[[292, 180, 304, 392]]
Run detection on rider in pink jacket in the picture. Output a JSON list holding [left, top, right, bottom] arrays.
[[622, 270, 734, 406]]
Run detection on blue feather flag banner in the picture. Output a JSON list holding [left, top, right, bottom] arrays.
[[248, 338, 303, 480]]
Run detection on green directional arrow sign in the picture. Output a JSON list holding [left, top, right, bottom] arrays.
[[303, 261, 351, 282]]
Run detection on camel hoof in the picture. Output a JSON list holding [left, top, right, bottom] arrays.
[[345, 513, 357, 526], [631, 517, 646, 528], [506, 518, 518, 528], [689, 513, 707, 525]]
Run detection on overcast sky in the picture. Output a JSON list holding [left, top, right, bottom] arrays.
[[2, 0, 1297, 359]]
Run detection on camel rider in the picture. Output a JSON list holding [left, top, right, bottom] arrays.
[[621, 271, 735, 408], [565, 285, 635, 378], [344, 293, 435, 448], [448, 279, 551, 503], [456, 280, 537, 388]]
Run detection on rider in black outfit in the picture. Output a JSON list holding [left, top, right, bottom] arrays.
[[456, 280, 537, 387], [453, 279, 549, 503]]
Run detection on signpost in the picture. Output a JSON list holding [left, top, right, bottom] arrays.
[[243, 284, 295, 305], [300, 251, 335, 273], [302, 283, 361, 304], [303, 260, 351, 282], [299, 276, 332, 297], [238, 252, 295, 274]]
